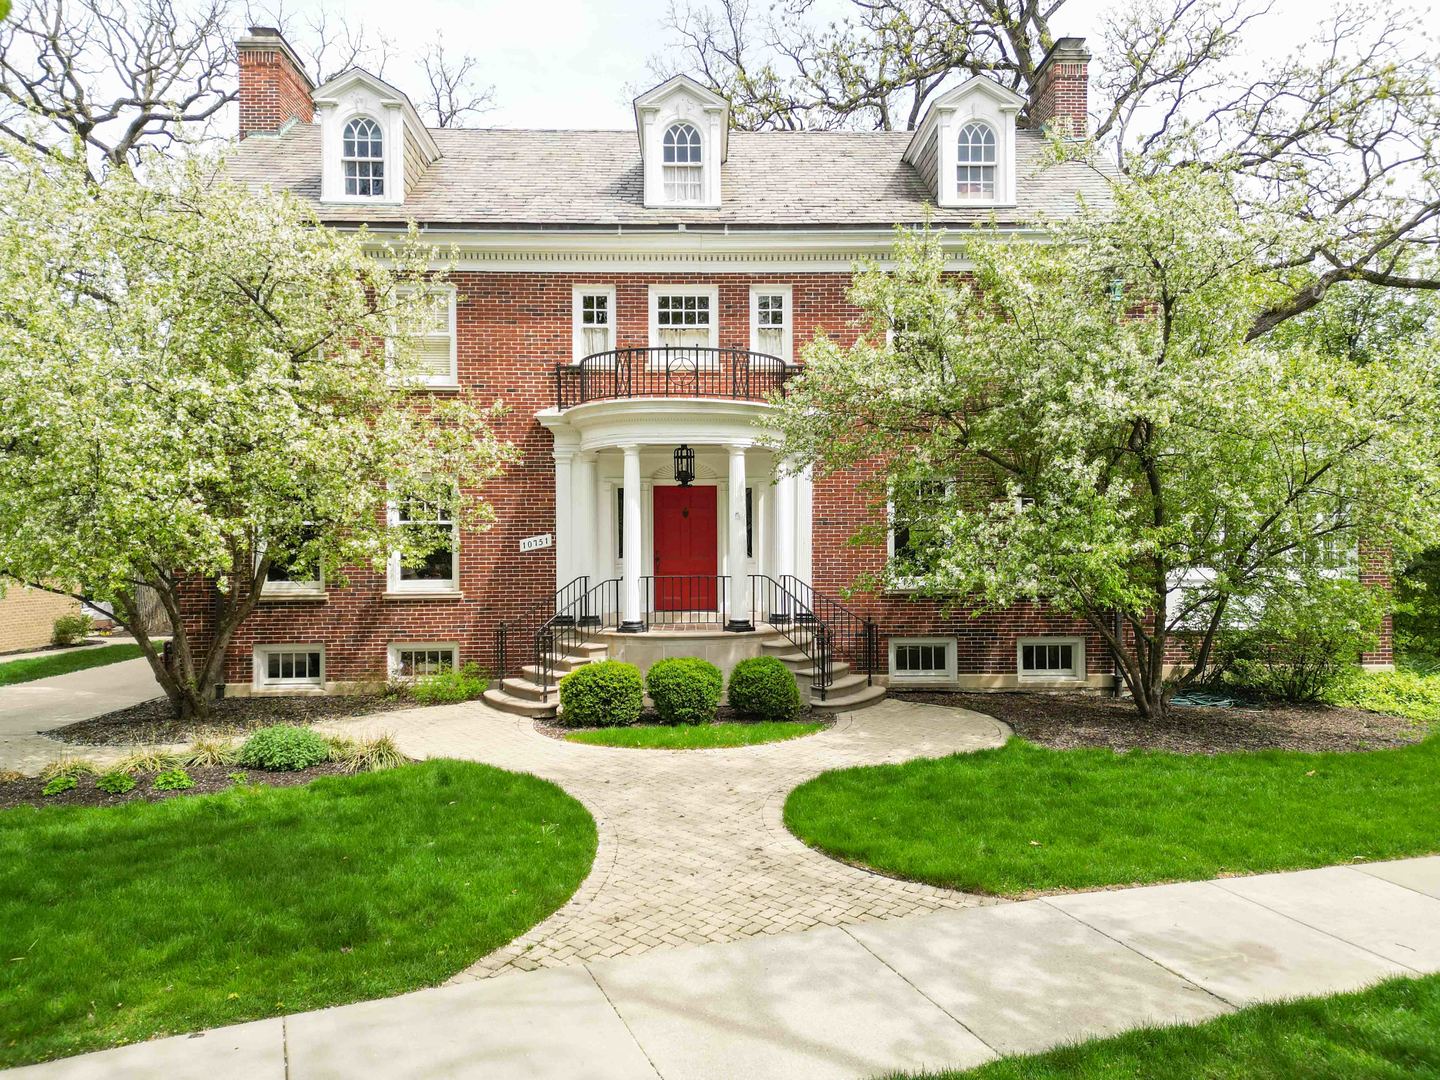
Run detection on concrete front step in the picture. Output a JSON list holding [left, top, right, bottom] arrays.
[[809, 682, 888, 713], [481, 686, 558, 718], [501, 676, 559, 702]]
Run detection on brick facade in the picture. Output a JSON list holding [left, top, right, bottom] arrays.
[[0, 586, 78, 654], [1026, 37, 1090, 137], [237, 28, 313, 139]]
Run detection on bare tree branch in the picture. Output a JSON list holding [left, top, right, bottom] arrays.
[[417, 34, 493, 127]]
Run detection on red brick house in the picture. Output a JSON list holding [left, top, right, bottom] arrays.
[[214, 28, 1387, 715]]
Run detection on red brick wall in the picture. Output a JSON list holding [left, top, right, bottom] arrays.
[[1026, 47, 1089, 138], [1360, 540, 1395, 666], [195, 269, 1122, 688], [238, 38, 313, 139]]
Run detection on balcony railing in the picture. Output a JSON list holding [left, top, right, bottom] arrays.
[[555, 347, 797, 410]]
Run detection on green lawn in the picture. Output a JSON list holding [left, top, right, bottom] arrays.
[[565, 720, 825, 749], [784, 736, 1440, 896], [0, 642, 145, 686], [0, 760, 595, 1067], [889, 974, 1440, 1079]]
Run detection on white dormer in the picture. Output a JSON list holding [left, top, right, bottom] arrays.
[[313, 68, 440, 206], [904, 75, 1026, 208], [633, 75, 729, 210]]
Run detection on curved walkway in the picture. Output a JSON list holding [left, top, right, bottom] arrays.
[[320, 697, 1008, 978]]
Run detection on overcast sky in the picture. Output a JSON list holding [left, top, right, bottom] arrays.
[[266, 0, 1440, 130]]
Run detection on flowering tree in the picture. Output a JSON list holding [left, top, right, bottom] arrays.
[[771, 172, 1440, 719], [0, 144, 511, 720]]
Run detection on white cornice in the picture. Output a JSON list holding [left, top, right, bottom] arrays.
[[358, 225, 1044, 273]]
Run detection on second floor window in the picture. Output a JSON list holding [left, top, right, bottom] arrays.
[[574, 288, 615, 360], [956, 121, 996, 200], [663, 122, 703, 202], [343, 117, 385, 197], [751, 287, 791, 361], [392, 288, 456, 387], [654, 291, 714, 355]]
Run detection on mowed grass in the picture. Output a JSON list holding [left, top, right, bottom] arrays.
[[784, 737, 1440, 896], [0, 760, 596, 1067], [889, 973, 1440, 1080], [565, 721, 825, 749], [0, 643, 144, 686]]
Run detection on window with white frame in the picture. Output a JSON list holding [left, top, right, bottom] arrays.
[[650, 286, 717, 363], [888, 477, 953, 579], [389, 642, 459, 678], [392, 287, 456, 387], [662, 122, 703, 202], [890, 637, 957, 683], [389, 490, 459, 592], [261, 525, 324, 596], [342, 117, 385, 197], [573, 287, 615, 361], [255, 645, 324, 689], [750, 286, 792, 361], [1017, 637, 1084, 679], [956, 121, 996, 200]]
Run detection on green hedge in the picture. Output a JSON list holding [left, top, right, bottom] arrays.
[[557, 661, 643, 728], [646, 657, 723, 724], [728, 656, 803, 721]]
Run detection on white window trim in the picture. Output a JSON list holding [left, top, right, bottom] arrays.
[[340, 115, 386, 199], [661, 121, 706, 204], [387, 492, 461, 595], [572, 285, 617, 363], [1016, 636, 1086, 681], [886, 476, 956, 591], [954, 119, 998, 203], [648, 284, 719, 367], [387, 642, 460, 679], [749, 284, 793, 362], [256, 536, 324, 599], [390, 285, 458, 389], [253, 644, 325, 691], [889, 636, 958, 686]]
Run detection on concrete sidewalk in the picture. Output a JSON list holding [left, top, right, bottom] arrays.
[[11, 856, 1440, 1080]]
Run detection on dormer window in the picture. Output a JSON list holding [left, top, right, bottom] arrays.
[[663, 123, 704, 202], [956, 122, 996, 200], [343, 117, 384, 197]]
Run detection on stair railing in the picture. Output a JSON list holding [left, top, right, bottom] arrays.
[[494, 576, 589, 687], [780, 575, 880, 688], [750, 574, 833, 700], [536, 577, 622, 693]]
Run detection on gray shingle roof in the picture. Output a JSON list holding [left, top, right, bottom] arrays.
[[226, 123, 1113, 229]]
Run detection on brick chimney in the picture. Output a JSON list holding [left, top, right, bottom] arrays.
[[1027, 37, 1090, 137], [237, 27, 314, 139]]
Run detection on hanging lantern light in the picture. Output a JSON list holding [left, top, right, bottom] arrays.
[[673, 444, 696, 487]]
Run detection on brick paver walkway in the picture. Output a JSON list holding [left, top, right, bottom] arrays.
[[321, 697, 1007, 978]]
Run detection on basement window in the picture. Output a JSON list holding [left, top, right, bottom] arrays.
[[255, 645, 324, 690], [889, 636, 957, 685], [389, 643, 459, 678], [1017, 637, 1084, 680]]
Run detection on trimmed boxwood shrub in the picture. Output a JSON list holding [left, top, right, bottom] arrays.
[[558, 660, 644, 728], [728, 656, 804, 721], [646, 657, 723, 725], [237, 725, 332, 772]]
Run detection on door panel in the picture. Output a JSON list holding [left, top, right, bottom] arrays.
[[652, 486, 719, 610]]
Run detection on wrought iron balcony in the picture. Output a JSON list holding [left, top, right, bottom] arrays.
[[554, 347, 797, 411]]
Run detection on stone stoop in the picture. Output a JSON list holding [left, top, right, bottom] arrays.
[[481, 640, 608, 719], [759, 635, 888, 713]]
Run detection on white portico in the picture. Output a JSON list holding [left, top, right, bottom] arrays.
[[538, 397, 812, 633]]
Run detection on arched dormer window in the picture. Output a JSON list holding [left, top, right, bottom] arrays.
[[343, 117, 384, 197], [662, 122, 703, 202], [956, 121, 996, 200]]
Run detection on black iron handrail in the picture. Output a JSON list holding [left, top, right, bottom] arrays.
[[781, 575, 879, 688], [536, 577, 622, 693], [640, 575, 729, 628], [493, 575, 592, 687], [750, 573, 832, 700], [555, 347, 796, 410]]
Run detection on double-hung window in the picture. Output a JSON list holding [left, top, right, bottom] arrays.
[[392, 287, 457, 388], [389, 489, 459, 594], [261, 525, 324, 597], [662, 122, 704, 202], [750, 286, 792, 362], [889, 477, 953, 582], [650, 285, 718, 366], [573, 286, 615, 361], [342, 117, 385, 197], [956, 121, 996, 200]]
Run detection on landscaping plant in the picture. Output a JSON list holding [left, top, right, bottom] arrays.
[[115, 749, 182, 775], [49, 612, 91, 646], [40, 776, 76, 797], [409, 662, 488, 704], [237, 725, 332, 772], [557, 661, 644, 728], [95, 771, 137, 795], [184, 739, 239, 768], [39, 757, 98, 781], [152, 768, 193, 791], [334, 734, 407, 773], [645, 657, 723, 725], [727, 656, 804, 721]]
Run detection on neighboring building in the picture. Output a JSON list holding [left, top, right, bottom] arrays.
[[0, 584, 78, 654], [208, 27, 1389, 713]]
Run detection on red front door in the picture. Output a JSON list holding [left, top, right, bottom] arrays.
[[652, 485, 718, 611]]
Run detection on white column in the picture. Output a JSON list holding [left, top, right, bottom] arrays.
[[572, 451, 598, 622], [775, 467, 797, 582], [619, 444, 644, 631], [552, 445, 575, 590], [726, 443, 753, 630]]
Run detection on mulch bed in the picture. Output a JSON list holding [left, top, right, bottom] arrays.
[[892, 690, 1426, 754], [50, 694, 421, 747], [0, 762, 351, 811], [535, 704, 826, 740]]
